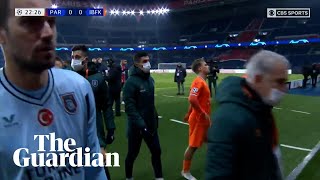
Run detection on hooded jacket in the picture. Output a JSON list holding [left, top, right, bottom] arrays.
[[205, 76, 282, 180], [123, 65, 159, 135]]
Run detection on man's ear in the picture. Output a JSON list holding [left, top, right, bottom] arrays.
[[83, 57, 89, 65], [255, 74, 263, 83]]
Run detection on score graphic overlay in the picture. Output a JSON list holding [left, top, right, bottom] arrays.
[[267, 8, 310, 18], [46, 8, 106, 16], [15, 8, 106, 16], [15, 8, 46, 16]]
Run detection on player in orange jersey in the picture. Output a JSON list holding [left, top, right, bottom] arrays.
[[181, 58, 211, 180]]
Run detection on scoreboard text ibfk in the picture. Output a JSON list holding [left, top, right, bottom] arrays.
[[15, 8, 106, 17], [267, 8, 310, 18]]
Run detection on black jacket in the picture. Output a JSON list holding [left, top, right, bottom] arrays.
[[123, 66, 159, 135], [107, 64, 122, 94], [174, 67, 187, 83], [205, 76, 282, 180], [208, 66, 220, 80]]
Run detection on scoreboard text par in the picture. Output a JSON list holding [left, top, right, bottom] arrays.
[[15, 8, 107, 17]]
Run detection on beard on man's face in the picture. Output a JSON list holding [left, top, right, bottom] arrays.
[[13, 51, 55, 74]]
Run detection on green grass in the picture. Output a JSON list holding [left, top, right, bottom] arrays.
[[297, 152, 320, 180], [107, 73, 320, 180]]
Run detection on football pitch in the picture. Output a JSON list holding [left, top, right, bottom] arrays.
[[107, 73, 320, 180]]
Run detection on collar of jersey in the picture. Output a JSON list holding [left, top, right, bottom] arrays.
[[0, 68, 54, 106], [197, 75, 206, 82]]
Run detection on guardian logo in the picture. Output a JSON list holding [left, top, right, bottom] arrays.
[[13, 133, 120, 168]]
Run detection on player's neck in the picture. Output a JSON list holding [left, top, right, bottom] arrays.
[[197, 73, 207, 80], [5, 63, 48, 91]]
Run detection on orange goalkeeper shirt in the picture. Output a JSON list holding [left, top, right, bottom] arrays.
[[188, 76, 211, 125]]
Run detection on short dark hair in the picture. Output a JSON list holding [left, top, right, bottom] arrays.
[[71, 45, 88, 56], [0, 0, 10, 29], [191, 58, 205, 74], [134, 52, 148, 63], [55, 56, 63, 63]]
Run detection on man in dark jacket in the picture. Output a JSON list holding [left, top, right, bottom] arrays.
[[205, 50, 289, 180], [302, 63, 311, 88], [174, 63, 187, 95], [207, 60, 220, 97], [123, 52, 163, 180], [71, 45, 115, 180], [121, 59, 129, 104], [106, 58, 122, 116], [121, 59, 129, 88], [311, 63, 319, 88], [96, 57, 108, 73]]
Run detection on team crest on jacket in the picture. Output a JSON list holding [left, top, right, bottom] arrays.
[[192, 87, 198, 93], [91, 80, 98, 87], [61, 93, 77, 114]]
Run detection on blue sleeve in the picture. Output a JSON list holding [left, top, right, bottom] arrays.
[[84, 81, 108, 180]]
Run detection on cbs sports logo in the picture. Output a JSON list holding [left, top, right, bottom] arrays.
[[267, 8, 310, 18]]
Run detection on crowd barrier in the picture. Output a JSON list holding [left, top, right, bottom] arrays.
[[286, 76, 320, 89]]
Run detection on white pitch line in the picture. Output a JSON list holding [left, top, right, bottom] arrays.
[[274, 107, 282, 110], [162, 95, 176, 98], [169, 119, 189, 125], [169, 119, 312, 152], [280, 144, 312, 152], [287, 140, 320, 180], [160, 94, 188, 99], [155, 85, 192, 90], [290, 110, 311, 115], [155, 87, 177, 90]]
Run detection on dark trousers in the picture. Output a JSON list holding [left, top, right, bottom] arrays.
[[104, 167, 111, 180], [311, 75, 318, 87], [125, 129, 163, 178], [108, 91, 121, 115], [177, 82, 185, 94], [208, 78, 217, 97], [121, 82, 125, 102], [302, 74, 309, 88]]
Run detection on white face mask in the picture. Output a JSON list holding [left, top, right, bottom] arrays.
[[71, 59, 84, 71], [262, 88, 286, 106], [142, 61, 151, 73]]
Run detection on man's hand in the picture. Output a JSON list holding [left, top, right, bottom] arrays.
[[203, 113, 210, 121], [100, 147, 107, 163], [183, 113, 190, 122], [106, 129, 115, 144]]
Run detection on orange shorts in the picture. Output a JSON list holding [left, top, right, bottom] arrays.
[[188, 119, 210, 148]]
